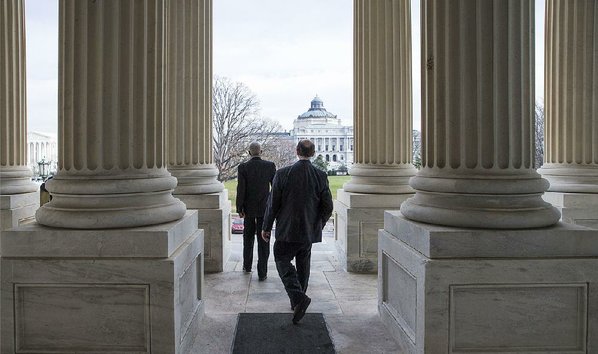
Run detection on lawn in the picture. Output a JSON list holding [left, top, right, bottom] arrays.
[[224, 175, 351, 212]]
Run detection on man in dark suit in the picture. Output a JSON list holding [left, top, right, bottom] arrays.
[[236, 142, 276, 281], [261, 139, 333, 324]]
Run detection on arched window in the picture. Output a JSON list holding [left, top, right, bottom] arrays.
[[325, 154, 330, 162], [333, 155, 337, 162]]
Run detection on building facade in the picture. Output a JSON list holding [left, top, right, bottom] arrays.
[[291, 96, 353, 170], [27, 131, 58, 177]]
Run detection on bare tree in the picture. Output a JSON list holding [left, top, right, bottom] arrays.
[[534, 102, 544, 169], [261, 137, 297, 169], [212, 76, 284, 181], [412, 129, 422, 169]]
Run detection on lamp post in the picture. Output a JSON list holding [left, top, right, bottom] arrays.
[[37, 158, 50, 180]]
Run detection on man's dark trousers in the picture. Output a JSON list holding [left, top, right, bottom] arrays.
[[243, 216, 269, 278], [274, 240, 311, 307]]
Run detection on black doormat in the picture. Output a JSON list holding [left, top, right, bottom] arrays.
[[231, 313, 335, 354]]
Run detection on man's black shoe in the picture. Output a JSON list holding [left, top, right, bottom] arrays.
[[292, 296, 311, 324], [259, 276, 267, 281], [242, 267, 251, 273]]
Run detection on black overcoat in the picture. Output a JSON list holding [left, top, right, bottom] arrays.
[[236, 156, 276, 218], [263, 159, 333, 244]]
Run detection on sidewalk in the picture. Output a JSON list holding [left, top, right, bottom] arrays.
[[189, 225, 402, 353]]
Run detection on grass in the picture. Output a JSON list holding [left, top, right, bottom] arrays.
[[224, 179, 238, 210], [327, 175, 351, 199], [224, 175, 351, 212]]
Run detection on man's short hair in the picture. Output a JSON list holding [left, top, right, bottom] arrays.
[[248, 142, 261, 156], [296, 139, 315, 158]]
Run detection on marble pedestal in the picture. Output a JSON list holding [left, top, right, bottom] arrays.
[[1, 211, 204, 354], [334, 189, 411, 273], [544, 192, 598, 229], [0, 192, 38, 230], [379, 211, 598, 353], [176, 190, 230, 273]]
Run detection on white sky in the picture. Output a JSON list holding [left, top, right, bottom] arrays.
[[24, 0, 545, 135]]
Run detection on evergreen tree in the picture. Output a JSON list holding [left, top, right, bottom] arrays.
[[312, 155, 328, 172]]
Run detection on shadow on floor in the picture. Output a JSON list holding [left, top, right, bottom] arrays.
[[190, 228, 402, 353]]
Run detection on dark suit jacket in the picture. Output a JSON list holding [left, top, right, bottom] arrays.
[[236, 156, 276, 218], [262, 159, 333, 244]]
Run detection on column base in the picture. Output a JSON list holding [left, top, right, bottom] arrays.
[[0, 166, 38, 195], [402, 173, 561, 229], [1, 211, 204, 353], [334, 189, 412, 273], [544, 192, 598, 228], [176, 190, 231, 273], [379, 211, 598, 353], [169, 164, 225, 195], [343, 164, 416, 194], [37, 173, 187, 229], [539, 165, 598, 193], [0, 192, 39, 230]]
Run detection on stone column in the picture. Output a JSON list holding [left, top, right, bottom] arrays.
[[379, 2, 598, 351], [0, 0, 39, 230], [540, 0, 598, 228], [399, 0, 559, 229], [335, 0, 416, 273], [35, 0, 186, 229], [2, 2, 204, 352], [166, 0, 231, 272]]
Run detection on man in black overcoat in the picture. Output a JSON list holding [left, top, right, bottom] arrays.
[[262, 139, 334, 324], [236, 142, 276, 281]]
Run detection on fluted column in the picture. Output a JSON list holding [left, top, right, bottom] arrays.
[[401, 0, 560, 229], [343, 0, 416, 194], [0, 0, 37, 195], [166, 0, 223, 194], [539, 0, 598, 192], [36, 0, 186, 229]]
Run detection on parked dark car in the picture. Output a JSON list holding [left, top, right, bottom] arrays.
[[231, 217, 244, 234]]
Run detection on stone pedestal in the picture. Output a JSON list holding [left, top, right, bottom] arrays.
[[544, 192, 598, 229], [177, 191, 230, 273], [379, 211, 598, 353], [1, 211, 203, 353], [0, 192, 38, 230], [334, 189, 410, 273]]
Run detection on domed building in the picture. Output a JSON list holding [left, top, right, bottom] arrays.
[[291, 95, 354, 170]]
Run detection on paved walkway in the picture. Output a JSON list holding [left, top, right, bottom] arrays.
[[190, 226, 401, 353]]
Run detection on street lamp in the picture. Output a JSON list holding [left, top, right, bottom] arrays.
[[37, 158, 51, 180]]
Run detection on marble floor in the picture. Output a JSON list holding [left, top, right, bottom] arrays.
[[189, 225, 402, 353]]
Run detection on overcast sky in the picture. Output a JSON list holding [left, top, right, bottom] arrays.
[[24, 0, 544, 135]]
